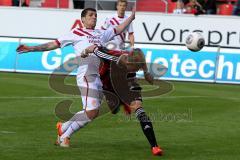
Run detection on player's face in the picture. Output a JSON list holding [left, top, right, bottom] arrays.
[[117, 2, 127, 15], [82, 11, 97, 29]]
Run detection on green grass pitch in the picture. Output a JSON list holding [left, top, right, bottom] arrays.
[[0, 72, 240, 160]]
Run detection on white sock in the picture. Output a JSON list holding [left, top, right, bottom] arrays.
[[61, 111, 85, 133], [61, 110, 91, 139], [61, 121, 72, 133]]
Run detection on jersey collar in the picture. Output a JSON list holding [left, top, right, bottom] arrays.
[[83, 27, 94, 31], [116, 13, 125, 18]]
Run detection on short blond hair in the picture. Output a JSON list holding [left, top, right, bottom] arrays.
[[117, 0, 128, 5]]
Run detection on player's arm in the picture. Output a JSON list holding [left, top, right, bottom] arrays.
[[16, 41, 59, 54], [116, 51, 154, 85], [115, 6, 135, 35], [101, 17, 110, 30], [81, 44, 99, 58], [81, 45, 126, 58], [142, 62, 154, 85], [128, 22, 135, 48], [128, 33, 134, 48]]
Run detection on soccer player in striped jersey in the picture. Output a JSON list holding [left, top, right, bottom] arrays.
[[97, 0, 163, 156], [100, 0, 135, 114], [16, 7, 136, 148], [101, 0, 134, 50]]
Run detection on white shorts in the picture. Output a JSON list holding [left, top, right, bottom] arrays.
[[77, 74, 103, 111]]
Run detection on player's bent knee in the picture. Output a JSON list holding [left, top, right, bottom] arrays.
[[85, 109, 99, 120], [129, 100, 142, 112]]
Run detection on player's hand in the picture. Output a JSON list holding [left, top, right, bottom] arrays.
[[144, 72, 154, 85], [81, 49, 89, 58], [16, 45, 31, 54], [81, 45, 98, 58]]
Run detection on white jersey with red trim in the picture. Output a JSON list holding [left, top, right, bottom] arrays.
[[101, 14, 133, 50], [57, 27, 117, 76]]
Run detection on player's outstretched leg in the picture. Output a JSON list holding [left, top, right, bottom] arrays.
[[55, 74, 102, 147], [131, 101, 163, 156], [55, 109, 98, 147]]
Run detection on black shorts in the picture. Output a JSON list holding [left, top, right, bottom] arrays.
[[101, 62, 142, 110]]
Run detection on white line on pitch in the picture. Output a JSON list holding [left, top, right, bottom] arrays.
[[0, 131, 16, 134], [0, 96, 239, 101], [144, 95, 240, 101], [0, 96, 80, 99]]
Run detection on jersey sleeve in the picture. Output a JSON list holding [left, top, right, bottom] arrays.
[[101, 17, 110, 30], [94, 47, 129, 62], [57, 29, 78, 48], [101, 27, 117, 44]]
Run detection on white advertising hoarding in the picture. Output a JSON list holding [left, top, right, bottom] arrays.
[[0, 7, 240, 84], [0, 7, 240, 48]]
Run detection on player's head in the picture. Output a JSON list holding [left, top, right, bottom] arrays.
[[81, 8, 97, 29], [176, 0, 184, 9], [116, 0, 128, 16], [117, 48, 146, 72]]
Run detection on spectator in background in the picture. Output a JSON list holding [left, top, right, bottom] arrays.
[[233, 0, 240, 15], [101, 0, 134, 50], [196, 0, 205, 8], [172, 0, 189, 5], [205, 0, 217, 14], [185, 3, 195, 14], [173, 0, 186, 14], [12, 0, 29, 6], [185, 0, 205, 15]]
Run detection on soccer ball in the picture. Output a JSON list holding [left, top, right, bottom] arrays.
[[185, 32, 205, 52]]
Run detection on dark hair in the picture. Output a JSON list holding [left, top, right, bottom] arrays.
[[81, 8, 97, 18]]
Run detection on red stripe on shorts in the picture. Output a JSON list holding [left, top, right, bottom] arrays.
[[84, 76, 89, 109]]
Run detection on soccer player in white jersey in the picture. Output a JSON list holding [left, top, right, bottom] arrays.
[[16, 7, 136, 148], [101, 0, 134, 50]]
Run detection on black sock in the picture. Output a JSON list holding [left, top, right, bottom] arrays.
[[135, 107, 158, 148]]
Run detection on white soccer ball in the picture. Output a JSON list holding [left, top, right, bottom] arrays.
[[185, 32, 205, 52]]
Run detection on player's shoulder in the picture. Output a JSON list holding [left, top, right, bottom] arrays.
[[95, 28, 109, 35], [97, 27, 112, 32], [108, 13, 118, 19], [107, 13, 125, 21], [70, 27, 94, 37], [95, 28, 103, 32]]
